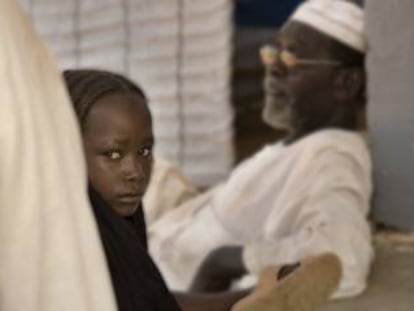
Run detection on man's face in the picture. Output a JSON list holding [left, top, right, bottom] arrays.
[[83, 92, 154, 217], [262, 21, 341, 133]]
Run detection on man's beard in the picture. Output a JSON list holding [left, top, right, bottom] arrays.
[[262, 92, 295, 130]]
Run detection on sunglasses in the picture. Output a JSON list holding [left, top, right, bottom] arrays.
[[260, 44, 343, 70]]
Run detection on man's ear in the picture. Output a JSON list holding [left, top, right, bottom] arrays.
[[333, 68, 365, 103]]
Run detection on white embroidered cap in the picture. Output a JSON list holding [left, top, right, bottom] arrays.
[[290, 0, 366, 53]]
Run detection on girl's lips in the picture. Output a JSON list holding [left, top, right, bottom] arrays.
[[117, 193, 142, 204]]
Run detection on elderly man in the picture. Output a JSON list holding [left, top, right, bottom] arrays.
[[149, 0, 372, 305]]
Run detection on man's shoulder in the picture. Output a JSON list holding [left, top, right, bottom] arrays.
[[237, 129, 369, 172], [299, 129, 368, 153], [295, 129, 371, 169]]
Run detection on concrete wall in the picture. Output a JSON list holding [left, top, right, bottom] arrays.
[[366, 0, 414, 230]]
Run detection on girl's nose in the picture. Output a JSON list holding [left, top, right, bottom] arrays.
[[123, 156, 145, 182]]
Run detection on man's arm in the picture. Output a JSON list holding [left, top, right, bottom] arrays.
[[190, 246, 247, 293], [174, 289, 250, 311]]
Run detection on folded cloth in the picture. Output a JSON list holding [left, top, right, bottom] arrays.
[[231, 253, 342, 311], [0, 1, 116, 310]]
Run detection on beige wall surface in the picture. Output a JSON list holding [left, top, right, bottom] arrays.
[[366, 0, 414, 229]]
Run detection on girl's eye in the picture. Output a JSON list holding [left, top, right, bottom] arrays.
[[105, 150, 122, 160], [138, 147, 152, 158]]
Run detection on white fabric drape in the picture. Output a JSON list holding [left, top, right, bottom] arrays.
[[0, 1, 116, 310], [143, 155, 199, 226], [19, 0, 234, 187]]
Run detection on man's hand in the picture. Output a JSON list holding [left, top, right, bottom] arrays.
[[190, 246, 247, 293]]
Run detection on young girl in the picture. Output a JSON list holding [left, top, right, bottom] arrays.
[[63, 69, 251, 311], [64, 69, 179, 310]]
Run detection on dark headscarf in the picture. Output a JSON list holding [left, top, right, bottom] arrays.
[[88, 186, 181, 311]]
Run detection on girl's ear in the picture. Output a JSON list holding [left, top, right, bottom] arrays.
[[333, 68, 365, 103]]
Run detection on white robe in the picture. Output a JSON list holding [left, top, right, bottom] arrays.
[[149, 129, 373, 299], [0, 1, 116, 310], [143, 156, 199, 226]]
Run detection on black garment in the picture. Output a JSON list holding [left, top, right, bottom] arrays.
[[124, 205, 148, 251], [89, 187, 181, 311]]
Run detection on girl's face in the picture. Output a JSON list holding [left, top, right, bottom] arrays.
[[83, 92, 154, 217]]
